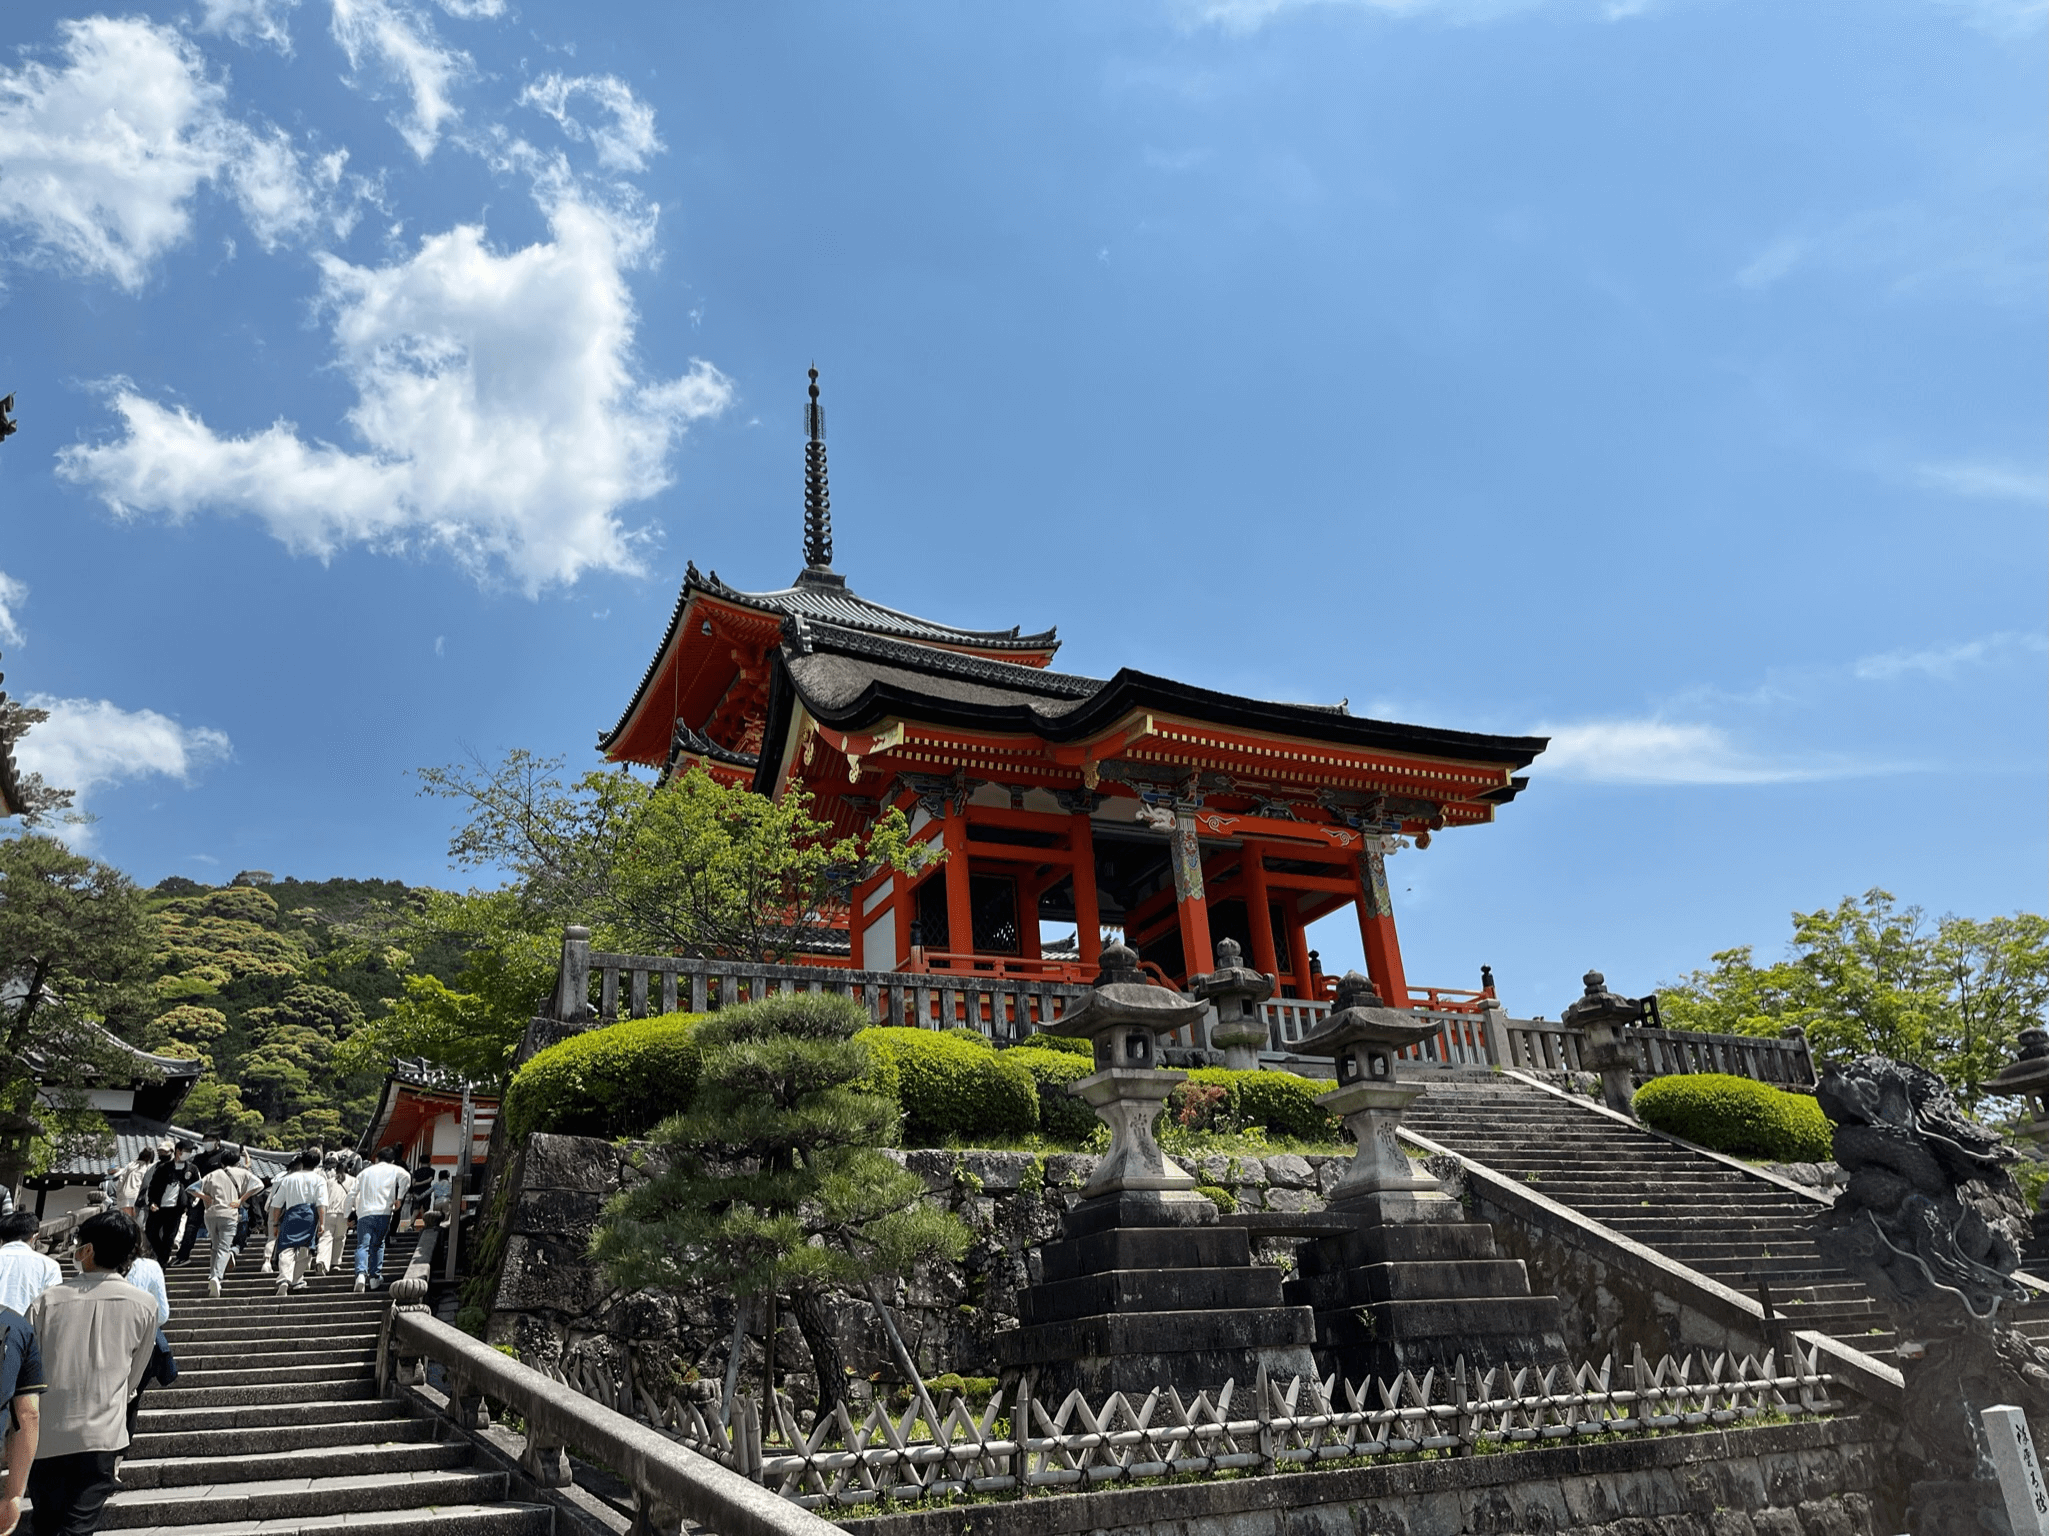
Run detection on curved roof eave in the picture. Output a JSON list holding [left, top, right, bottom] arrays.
[[785, 656, 1548, 770]]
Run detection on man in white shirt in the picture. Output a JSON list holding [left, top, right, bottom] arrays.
[[350, 1147, 413, 1294], [314, 1156, 352, 1275], [0, 1213, 61, 1317], [266, 1153, 327, 1297]]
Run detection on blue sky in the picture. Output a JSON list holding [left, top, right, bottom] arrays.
[[1, 0, 2042, 1017]]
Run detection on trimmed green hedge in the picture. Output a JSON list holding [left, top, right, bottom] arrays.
[[1633, 1073, 1833, 1162], [1003, 1047, 1098, 1141], [1025, 1034, 1093, 1058], [1178, 1067, 1341, 1142], [857, 1027, 1039, 1144], [503, 1012, 705, 1140]]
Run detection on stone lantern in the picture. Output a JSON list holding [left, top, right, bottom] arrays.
[[1053, 942, 1216, 1224], [1986, 1028, 2049, 1264], [1295, 972, 1455, 1222], [1562, 969, 1649, 1117], [1191, 938, 1273, 1071]]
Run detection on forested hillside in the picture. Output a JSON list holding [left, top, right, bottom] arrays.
[[141, 874, 465, 1148]]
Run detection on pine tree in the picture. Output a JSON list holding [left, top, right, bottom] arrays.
[[593, 992, 968, 1419]]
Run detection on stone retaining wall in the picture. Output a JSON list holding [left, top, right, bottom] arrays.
[[483, 1133, 1361, 1401], [834, 1417, 1880, 1536]]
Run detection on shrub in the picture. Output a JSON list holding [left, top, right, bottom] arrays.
[[1633, 1073, 1834, 1162], [857, 1027, 1039, 1145], [1195, 1182, 1237, 1214], [1026, 1033, 1093, 1058], [503, 1012, 705, 1140], [1003, 1047, 1098, 1142], [1179, 1067, 1342, 1142]]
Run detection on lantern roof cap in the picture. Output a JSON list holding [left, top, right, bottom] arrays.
[[1190, 937, 1274, 1005], [1560, 969, 1647, 1029], [1988, 1028, 2049, 1093], [1056, 942, 1209, 1042], [1295, 971, 1440, 1057]]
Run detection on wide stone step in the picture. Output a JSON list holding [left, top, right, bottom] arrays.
[[159, 1362, 377, 1392], [107, 1503, 552, 1536], [171, 1334, 381, 1361], [116, 1440, 473, 1491], [162, 1347, 379, 1372], [129, 1418, 437, 1460], [138, 1400, 412, 1435], [94, 1468, 511, 1529], [146, 1378, 383, 1410]]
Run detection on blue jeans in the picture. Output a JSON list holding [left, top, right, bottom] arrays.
[[354, 1212, 394, 1280]]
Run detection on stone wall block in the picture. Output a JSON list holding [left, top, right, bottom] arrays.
[[521, 1133, 632, 1194], [1265, 1154, 1315, 1189]]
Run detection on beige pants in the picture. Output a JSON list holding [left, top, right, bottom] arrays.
[[206, 1210, 239, 1283], [316, 1211, 348, 1270], [276, 1243, 314, 1285]]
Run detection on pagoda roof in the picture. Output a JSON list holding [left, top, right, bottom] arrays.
[[598, 563, 1061, 759], [764, 618, 1548, 772]]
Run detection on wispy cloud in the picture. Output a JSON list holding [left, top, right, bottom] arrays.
[[13, 693, 231, 839], [0, 571, 24, 648], [1532, 719, 1855, 785], [0, 16, 370, 290], [519, 74, 662, 173], [1913, 458, 2047, 503], [196, 0, 303, 54], [1854, 631, 2047, 682], [329, 0, 473, 160]]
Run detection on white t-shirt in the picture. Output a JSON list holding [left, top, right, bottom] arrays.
[[0, 1241, 62, 1315], [352, 1162, 412, 1218], [270, 1170, 327, 1213]]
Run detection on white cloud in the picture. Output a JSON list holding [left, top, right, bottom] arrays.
[[519, 74, 663, 173], [13, 694, 231, 827], [59, 173, 735, 594], [0, 16, 351, 289], [197, 0, 302, 54], [0, 571, 24, 647], [1531, 719, 1843, 785], [1853, 631, 2047, 682], [329, 0, 471, 159], [1914, 459, 2048, 503], [434, 0, 507, 16]]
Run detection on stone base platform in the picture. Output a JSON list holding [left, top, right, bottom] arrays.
[[1283, 1212, 1570, 1384], [998, 1218, 1318, 1399]]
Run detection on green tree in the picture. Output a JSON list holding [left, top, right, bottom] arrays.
[[374, 753, 931, 1084], [0, 833, 157, 1177], [1659, 889, 2049, 1105], [593, 993, 969, 1419], [240, 983, 366, 1124]]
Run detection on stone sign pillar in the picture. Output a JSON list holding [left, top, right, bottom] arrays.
[[1282, 972, 1569, 1384], [1562, 969, 1646, 1117], [1192, 938, 1274, 1072], [999, 944, 1318, 1398]]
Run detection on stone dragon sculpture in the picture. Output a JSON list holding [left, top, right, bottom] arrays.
[[1815, 1054, 2049, 1534]]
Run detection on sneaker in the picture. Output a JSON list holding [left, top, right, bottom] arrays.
[[260, 1261, 274, 1275], [290, 1280, 309, 1292], [208, 1278, 221, 1299], [353, 1274, 366, 1293], [275, 1280, 289, 1296]]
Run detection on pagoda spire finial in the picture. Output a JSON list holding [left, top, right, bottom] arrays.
[[802, 365, 832, 573]]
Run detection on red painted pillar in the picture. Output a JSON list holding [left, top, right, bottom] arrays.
[[1070, 813, 1102, 970], [1284, 904, 1315, 998], [1354, 847, 1410, 1007], [1170, 808, 1214, 985], [1240, 841, 1281, 981], [943, 808, 974, 959]]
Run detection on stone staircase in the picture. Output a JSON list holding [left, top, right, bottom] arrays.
[[1399, 1074, 1904, 1364], [93, 1229, 551, 1536]]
